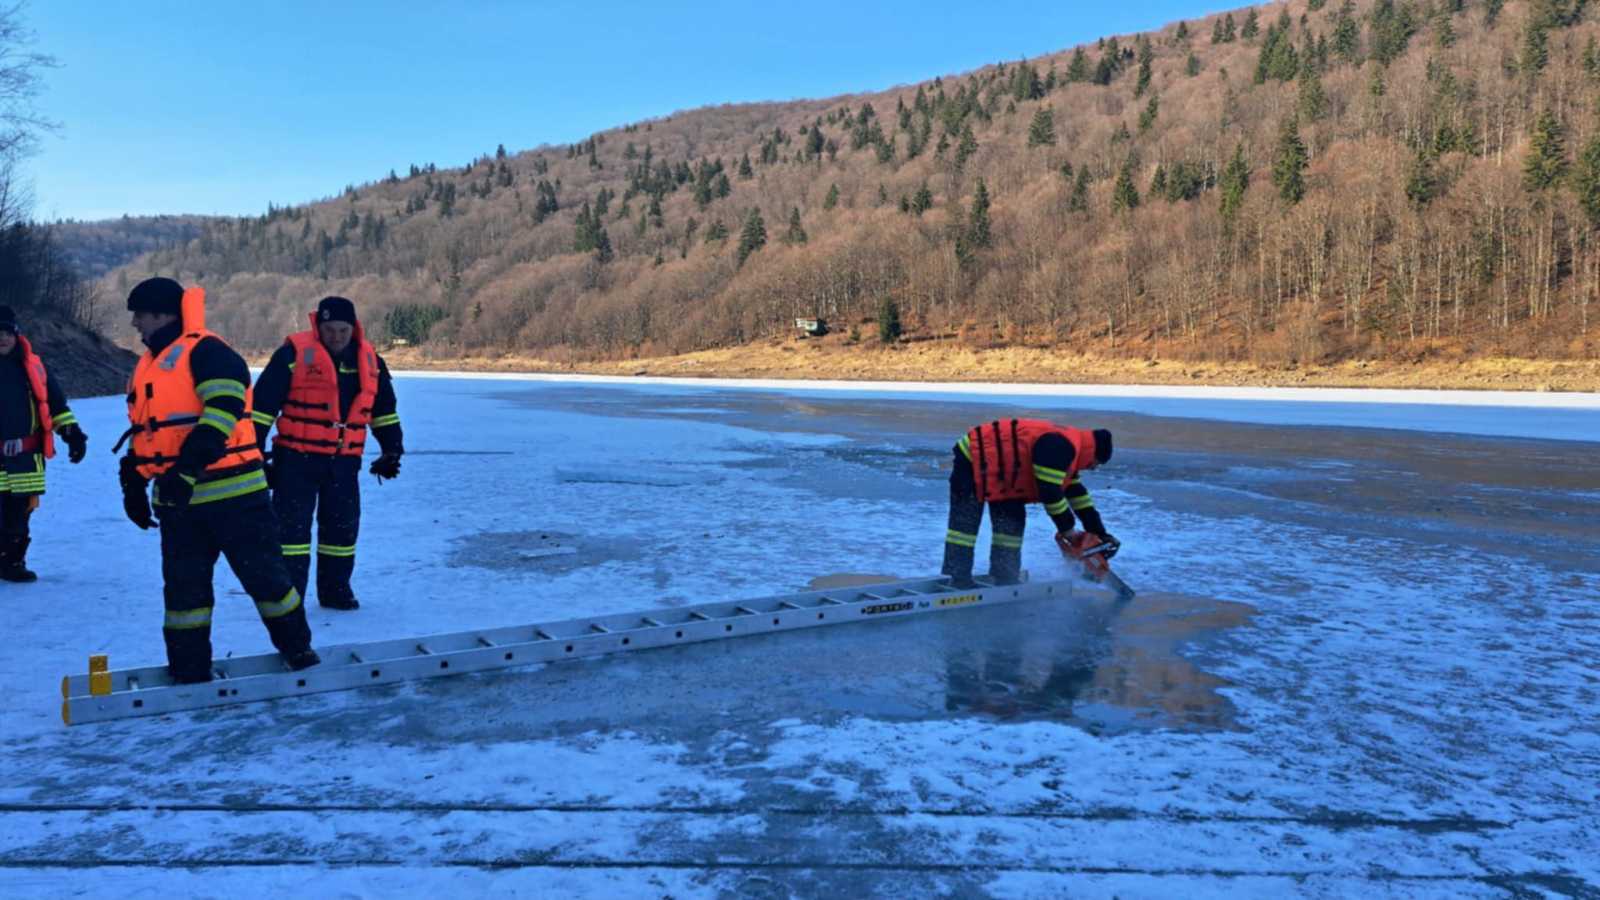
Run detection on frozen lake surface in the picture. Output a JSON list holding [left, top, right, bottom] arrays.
[[2, 375, 1596, 897]]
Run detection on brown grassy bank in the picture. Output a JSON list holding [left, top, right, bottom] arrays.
[[380, 335, 1600, 393]]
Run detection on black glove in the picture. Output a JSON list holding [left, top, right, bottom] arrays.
[[262, 453, 277, 491], [60, 424, 88, 464], [369, 452, 402, 482], [154, 469, 196, 509], [1095, 532, 1120, 560], [119, 456, 154, 530]]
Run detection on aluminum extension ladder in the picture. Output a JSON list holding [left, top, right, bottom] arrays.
[[61, 572, 1113, 726]]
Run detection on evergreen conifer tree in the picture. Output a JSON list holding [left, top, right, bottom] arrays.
[[1573, 130, 1600, 226], [1112, 160, 1141, 212], [1404, 148, 1438, 208], [1069, 168, 1091, 212], [877, 298, 902, 343], [1067, 47, 1090, 82], [955, 124, 979, 170], [736, 208, 767, 266], [1524, 108, 1568, 192], [1271, 117, 1308, 204], [785, 207, 807, 244], [1027, 107, 1056, 147], [968, 179, 992, 248], [1219, 142, 1251, 225]]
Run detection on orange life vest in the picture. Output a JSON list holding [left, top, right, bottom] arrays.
[[124, 287, 263, 479], [13, 335, 55, 459], [272, 314, 378, 457], [966, 418, 1098, 504]]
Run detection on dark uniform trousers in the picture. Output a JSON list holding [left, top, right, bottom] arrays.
[[0, 494, 32, 540], [273, 447, 361, 605], [941, 449, 1027, 584], [159, 489, 312, 679]]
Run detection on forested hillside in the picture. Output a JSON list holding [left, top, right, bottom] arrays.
[[53, 215, 212, 282], [109, 0, 1599, 367]]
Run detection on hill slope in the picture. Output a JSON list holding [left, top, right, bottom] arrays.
[[107, 0, 1600, 369]]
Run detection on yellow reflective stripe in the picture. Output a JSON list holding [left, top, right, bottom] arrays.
[[317, 543, 357, 557], [1068, 476, 1082, 486], [52, 411, 79, 427], [1044, 498, 1070, 515], [956, 434, 971, 459], [164, 606, 214, 630], [281, 543, 312, 556], [992, 533, 1024, 549], [199, 408, 238, 436], [1033, 464, 1066, 485], [196, 379, 247, 402], [256, 587, 302, 619], [371, 413, 400, 428], [1070, 496, 1095, 510], [189, 470, 268, 505], [252, 410, 277, 425], [944, 529, 978, 548]]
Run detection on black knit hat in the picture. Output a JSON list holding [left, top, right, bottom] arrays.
[[0, 305, 17, 336], [1092, 429, 1114, 465], [126, 277, 184, 315], [316, 296, 357, 325]]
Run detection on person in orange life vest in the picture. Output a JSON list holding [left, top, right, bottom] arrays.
[[0, 306, 88, 583], [117, 277, 319, 683], [942, 419, 1117, 587], [251, 296, 402, 611]]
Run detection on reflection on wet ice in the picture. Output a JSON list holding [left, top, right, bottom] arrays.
[[935, 590, 1255, 734]]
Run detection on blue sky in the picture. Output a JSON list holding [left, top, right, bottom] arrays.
[[25, 1, 1221, 221]]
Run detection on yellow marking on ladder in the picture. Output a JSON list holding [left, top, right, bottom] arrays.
[[61, 699, 70, 726], [89, 655, 111, 697]]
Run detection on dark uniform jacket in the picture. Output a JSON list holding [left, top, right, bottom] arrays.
[[251, 341, 402, 456]]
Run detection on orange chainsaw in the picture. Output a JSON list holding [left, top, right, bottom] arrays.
[[1055, 530, 1135, 600]]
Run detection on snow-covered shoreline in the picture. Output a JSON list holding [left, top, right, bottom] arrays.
[[392, 369, 1600, 409], [391, 369, 1600, 442]]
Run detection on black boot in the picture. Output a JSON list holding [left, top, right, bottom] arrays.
[[319, 594, 360, 611], [0, 535, 36, 583], [284, 647, 321, 670]]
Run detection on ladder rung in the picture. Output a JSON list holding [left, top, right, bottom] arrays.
[[61, 573, 1089, 725]]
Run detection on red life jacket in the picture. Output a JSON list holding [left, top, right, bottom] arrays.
[[273, 314, 378, 457], [125, 287, 264, 479], [13, 335, 55, 459], [966, 418, 1098, 504]]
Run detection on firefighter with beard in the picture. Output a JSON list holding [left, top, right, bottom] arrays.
[[117, 277, 319, 682], [0, 306, 88, 583], [251, 296, 403, 611]]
